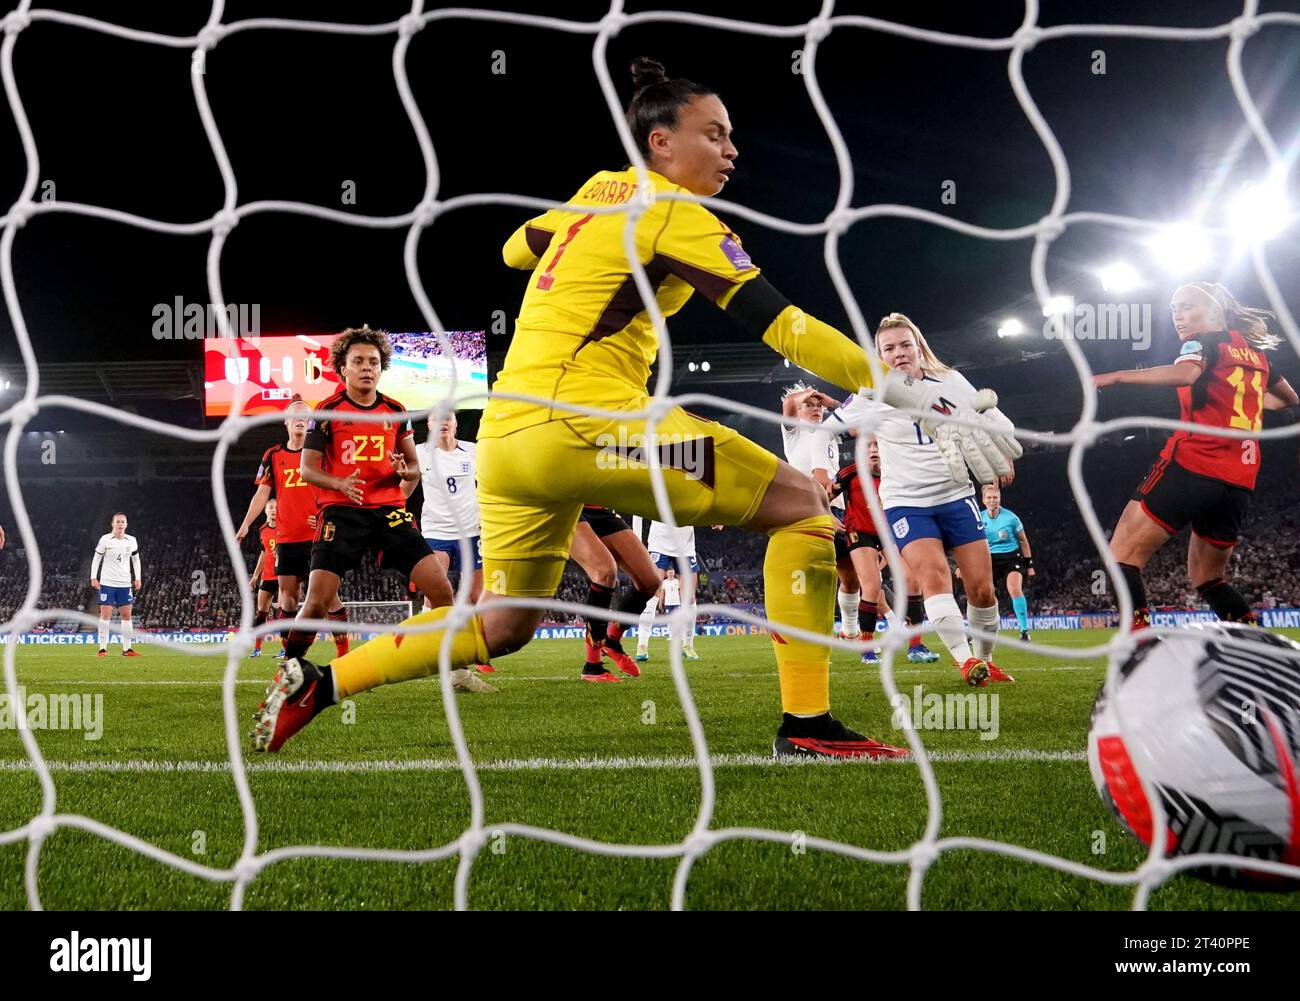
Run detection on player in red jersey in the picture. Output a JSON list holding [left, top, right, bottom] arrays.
[[236, 397, 349, 656], [568, 505, 662, 682], [835, 435, 940, 665], [276, 328, 468, 681], [247, 499, 281, 657], [1094, 282, 1297, 628]]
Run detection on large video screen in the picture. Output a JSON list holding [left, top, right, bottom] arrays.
[[203, 331, 487, 417]]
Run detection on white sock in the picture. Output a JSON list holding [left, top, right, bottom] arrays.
[[121, 620, 133, 652], [967, 602, 1000, 661], [98, 622, 109, 650], [838, 589, 861, 635], [924, 593, 972, 663], [636, 596, 656, 651], [686, 605, 697, 648]]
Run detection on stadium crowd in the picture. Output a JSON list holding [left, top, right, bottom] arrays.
[[0, 435, 1295, 631]]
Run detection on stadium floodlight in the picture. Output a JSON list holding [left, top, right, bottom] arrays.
[[1226, 177, 1292, 242], [687, 361, 697, 372], [1145, 223, 1212, 276], [996, 318, 1024, 338], [1041, 296, 1072, 317], [701, 360, 710, 372], [1098, 261, 1142, 293]]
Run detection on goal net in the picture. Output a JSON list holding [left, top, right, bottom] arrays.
[[341, 600, 415, 641], [0, 3, 1297, 914]]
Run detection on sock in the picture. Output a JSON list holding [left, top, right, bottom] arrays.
[[1117, 563, 1150, 629], [283, 619, 316, 662], [584, 581, 615, 645], [765, 515, 836, 716], [636, 595, 656, 652], [120, 620, 133, 652], [838, 589, 861, 636], [1196, 577, 1256, 623], [1012, 595, 1029, 632], [327, 607, 350, 656], [253, 610, 267, 651], [331, 606, 492, 700], [858, 599, 879, 636], [686, 604, 697, 648], [608, 586, 658, 643], [925, 593, 972, 664], [967, 601, 1000, 661], [906, 594, 925, 648], [98, 622, 109, 650]]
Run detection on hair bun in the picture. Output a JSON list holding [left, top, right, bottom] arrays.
[[630, 56, 668, 90]]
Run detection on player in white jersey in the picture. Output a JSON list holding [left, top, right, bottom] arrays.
[[402, 411, 495, 682], [406, 412, 483, 605], [633, 517, 712, 661], [90, 512, 142, 657], [782, 384, 862, 641], [826, 314, 1020, 686]]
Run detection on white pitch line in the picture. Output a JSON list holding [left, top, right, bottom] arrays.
[[0, 749, 1086, 774]]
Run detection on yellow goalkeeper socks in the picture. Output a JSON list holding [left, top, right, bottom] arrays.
[[329, 606, 491, 700], [764, 514, 836, 716]]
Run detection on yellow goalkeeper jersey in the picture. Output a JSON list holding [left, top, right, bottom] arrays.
[[481, 167, 762, 438]]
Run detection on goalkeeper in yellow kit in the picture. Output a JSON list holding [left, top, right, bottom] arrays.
[[252, 57, 1019, 757]]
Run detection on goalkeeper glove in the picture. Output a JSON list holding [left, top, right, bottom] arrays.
[[872, 371, 1022, 484]]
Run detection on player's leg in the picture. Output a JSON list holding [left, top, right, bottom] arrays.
[[569, 519, 623, 681], [848, 541, 882, 663], [282, 569, 342, 662], [96, 598, 111, 655], [835, 535, 861, 640], [421, 548, 453, 610], [952, 539, 1011, 680], [898, 534, 975, 673], [253, 586, 273, 656], [1109, 500, 1172, 628], [681, 568, 699, 658], [903, 589, 939, 662], [636, 568, 666, 660], [599, 525, 662, 670], [1005, 566, 1031, 640], [118, 601, 139, 656], [1187, 485, 1255, 623]]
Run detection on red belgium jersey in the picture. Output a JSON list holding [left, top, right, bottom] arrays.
[[255, 443, 317, 544], [258, 523, 278, 582], [1159, 329, 1273, 490], [835, 462, 883, 536], [305, 390, 414, 509]]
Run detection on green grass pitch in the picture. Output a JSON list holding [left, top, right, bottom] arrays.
[[1, 628, 1297, 911]]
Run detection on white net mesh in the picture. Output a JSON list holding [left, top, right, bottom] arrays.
[[1, 0, 1298, 911]]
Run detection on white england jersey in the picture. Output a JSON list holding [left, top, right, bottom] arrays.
[[662, 578, 682, 607], [417, 440, 481, 540], [827, 370, 978, 510], [93, 533, 139, 587], [646, 520, 696, 558], [781, 423, 844, 511]]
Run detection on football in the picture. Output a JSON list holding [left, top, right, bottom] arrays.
[[1088, 623, 1300, 891]]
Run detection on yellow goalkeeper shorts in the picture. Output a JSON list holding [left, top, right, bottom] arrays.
[[476, 407, 778, 597]]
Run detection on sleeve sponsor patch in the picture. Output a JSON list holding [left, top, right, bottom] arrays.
[[1175, 339, 1204, 363], [719, 234, 753, 271]]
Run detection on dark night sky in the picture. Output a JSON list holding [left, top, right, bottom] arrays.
[[0, 0, 1297, 442]]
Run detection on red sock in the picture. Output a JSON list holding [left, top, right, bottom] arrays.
[[327, 607, 350, 655], [253, 610, 266, 651]]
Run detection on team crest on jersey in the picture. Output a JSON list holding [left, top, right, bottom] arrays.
[[322, 520, 336, 542], [892, 517, 910, 539], [460, 463, 470, 473]]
